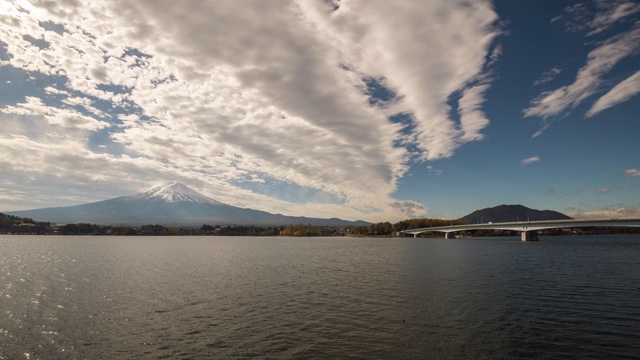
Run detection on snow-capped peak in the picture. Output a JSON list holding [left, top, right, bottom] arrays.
[[127, 182, 225, 205]]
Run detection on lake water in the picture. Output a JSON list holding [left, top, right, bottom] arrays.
[[1, 235, 639, 359]]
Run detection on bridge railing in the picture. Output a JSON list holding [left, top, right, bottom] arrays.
[[400, 218, 640, 236]]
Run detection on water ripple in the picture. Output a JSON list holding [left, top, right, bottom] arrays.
[[0, 235, 639, 359]]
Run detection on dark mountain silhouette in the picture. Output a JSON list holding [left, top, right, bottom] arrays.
[[458, 204, 571, 224], [7, 182, 370, 227]]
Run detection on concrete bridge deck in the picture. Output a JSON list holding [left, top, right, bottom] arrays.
[[400, 218, 640, 241]]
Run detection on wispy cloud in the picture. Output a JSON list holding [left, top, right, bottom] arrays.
[[552, 1, 640, 36], [426, 165, 443, 176], [587, 70, 640, 117], [524, 23, 640, 119], [0, 0, 500, 221], [566, 206, 640, 219], [300, 1, 502, 160], [533, 67, 562, 86], [526, 2, 640, 135], [1, 97, 109, 131], [622, 168, 640, 177], [390, 200, 429, 219], [595, 187, 613, 194], [521, 156, 540, 165], [587, 1, 640, 35]]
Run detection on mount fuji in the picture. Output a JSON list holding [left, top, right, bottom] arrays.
[[7, 182, 370, 227]]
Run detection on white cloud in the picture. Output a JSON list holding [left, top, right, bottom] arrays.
[[588, 1, 640, 35], [458, 84, 492, 142], [44, 86, 69, 95], [623, 168, 640, 177], [533, 67, 562, 86], [426, 165, 443, 176], [521, 156, 540, 165], [298, 0, 501, 159], [0, 0, 501, 221], [390, 200, 429, 219], [1, 96, 109, 131], [595, 187, 612, 194], [587, 70, 640, 117], [553, 1, 640, 36], [524, 23, 640, 120], [567, 206, 640, 219], [526, 3, 640, 137]]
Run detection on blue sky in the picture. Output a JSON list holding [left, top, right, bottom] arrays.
[[1, 0, 639, 222]]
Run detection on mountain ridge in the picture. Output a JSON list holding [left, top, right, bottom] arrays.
[[458, 204, 571, 224], [125, 181, 226, 205], [7, 183, 370, 227]]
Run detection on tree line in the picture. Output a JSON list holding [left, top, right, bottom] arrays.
[[0, 212, 50, 234], [0, 214, 336, 236], [349, 218, 469, 236], [3, 212, 637, 236]]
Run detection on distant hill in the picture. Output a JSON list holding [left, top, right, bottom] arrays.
[[458, 204, 571, 224], [7, 182, 371, 227], [1, 212, 35, 228]]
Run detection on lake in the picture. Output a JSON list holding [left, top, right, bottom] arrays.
[[1, 235, 639, 359]]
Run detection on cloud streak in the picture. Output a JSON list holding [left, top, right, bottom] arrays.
[[524, 23, 640, 119], [0, 0, 501, 221], [526, 2, 640, 136], [533, 67, 562, 86], [623, 169, 640, 177], [587, 70, 640, 117], [521, 156, 540, 165], [299, 1, 501, 159], [552, 1, 640, 36], [566, 206, 640, 219]]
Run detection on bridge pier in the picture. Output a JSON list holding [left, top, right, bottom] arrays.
[[445, 232, 456, 239], [521, 231, 539, 241]]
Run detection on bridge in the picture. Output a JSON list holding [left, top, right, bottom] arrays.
[[400, 218, 640, 241]]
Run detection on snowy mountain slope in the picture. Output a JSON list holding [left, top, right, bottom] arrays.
[[7, 183, 370, 226], [126, 182, 226, 205]]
